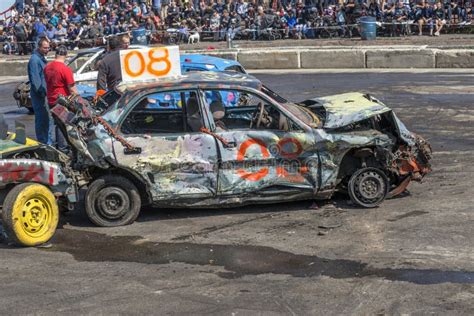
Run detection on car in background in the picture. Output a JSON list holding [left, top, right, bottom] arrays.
[[13, 47, 246, 113], [180, 54, 246, 74]]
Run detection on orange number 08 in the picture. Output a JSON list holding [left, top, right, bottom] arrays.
[[124, 48, 172, 78]]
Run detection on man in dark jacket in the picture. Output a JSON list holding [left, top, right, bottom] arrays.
[[14, 16, 28, 56], [27, 37, 51, 144], [96, 36, 123, 92]]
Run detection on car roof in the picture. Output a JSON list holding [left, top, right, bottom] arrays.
[[76, 47, 103, 54], [180, 54, 243, 71], [116, 71, 261, 93], [75, 45, 148, 55]]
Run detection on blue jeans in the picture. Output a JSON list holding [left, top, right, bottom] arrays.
[[47, 103, 67, 151], [226, 27, 241, 40], [31, 93, 53, 145]]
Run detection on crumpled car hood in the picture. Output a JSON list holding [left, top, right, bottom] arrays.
[[306, 92, 392, 129], [0, 135, 40, 157]]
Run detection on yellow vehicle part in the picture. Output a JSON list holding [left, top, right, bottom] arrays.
[[1, 183, 59, 247], [0, 133, 40, 156]]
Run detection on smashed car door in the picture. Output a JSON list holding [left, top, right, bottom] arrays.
[[112, 90, 219, 200], [202, 89, 318, 196]]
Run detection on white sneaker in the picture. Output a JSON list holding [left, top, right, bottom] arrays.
[[435, 31, 440, 36]]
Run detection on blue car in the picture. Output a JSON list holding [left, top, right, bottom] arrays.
[[180, 54, 247, 74], [78, 54, 246, 103], [181, 54, 246, 108]]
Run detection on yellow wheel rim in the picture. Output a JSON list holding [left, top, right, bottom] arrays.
[[11, 184, 59, 246], [18, 196, 52, 236]]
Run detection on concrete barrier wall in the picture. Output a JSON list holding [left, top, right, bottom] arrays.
[[237, 51, 299, 69], [3, 48, 473, 77], [366, 49, 436, 68], [205, 48, 474, 70], [300, 50, 365, 68], [436, 50, 474, 68], [0, 61, 29, 77]]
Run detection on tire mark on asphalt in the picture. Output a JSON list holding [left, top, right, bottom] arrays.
[[171, 213, 279, 241], [387, 210, 429, 222]]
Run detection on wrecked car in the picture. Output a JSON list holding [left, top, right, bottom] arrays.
[[0, 118, 74, 246], [0, 71, 431, 246]]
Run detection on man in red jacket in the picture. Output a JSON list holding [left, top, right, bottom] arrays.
[[44, 45, 78, 150]]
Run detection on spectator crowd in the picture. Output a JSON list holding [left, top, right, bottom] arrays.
[[0, 0, 473, 55]]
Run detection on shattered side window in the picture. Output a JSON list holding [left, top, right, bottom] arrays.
[[203, 89, 301, 132], [204, 90, 241, 108], [121, 90, 197, 134], [202, 89, 261, 130]]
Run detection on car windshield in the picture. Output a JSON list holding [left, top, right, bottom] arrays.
[[67, 51, 98, 73], [262, 85, 288, 103], [261, 85, 321, 128], [284, 103, 322, 128], [96, 89, 122, 113], [224, 65, 246, 74], [100, 89, 139, 125]]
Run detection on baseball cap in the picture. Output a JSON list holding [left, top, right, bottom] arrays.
[[56, 45, 68, 56]]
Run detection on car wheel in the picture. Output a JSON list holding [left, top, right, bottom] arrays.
[[85, 175, 141, 227], [348, 167, 389, 208], [1, 183, 59, 247]]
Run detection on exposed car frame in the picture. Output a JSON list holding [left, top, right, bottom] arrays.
[[1, 72, 431, 246]]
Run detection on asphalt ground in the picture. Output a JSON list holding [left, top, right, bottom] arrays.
[[0, 71, 473, 314]]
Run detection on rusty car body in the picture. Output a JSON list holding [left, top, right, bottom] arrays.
[[55, 71, 431, 225], [0, 71, 431, 244]]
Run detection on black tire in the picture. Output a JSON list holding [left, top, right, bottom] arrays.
[[85, 175, 141, 227], [348, 167, 389, 208]]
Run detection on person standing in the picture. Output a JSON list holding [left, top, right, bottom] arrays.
[[153, 0, 161, 15], [27, 37, 51, 144], [96, 36, 128, 92], [44, 45, 78, 150], [33, 17, 47, 47], [14, 16, 28, 56]]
